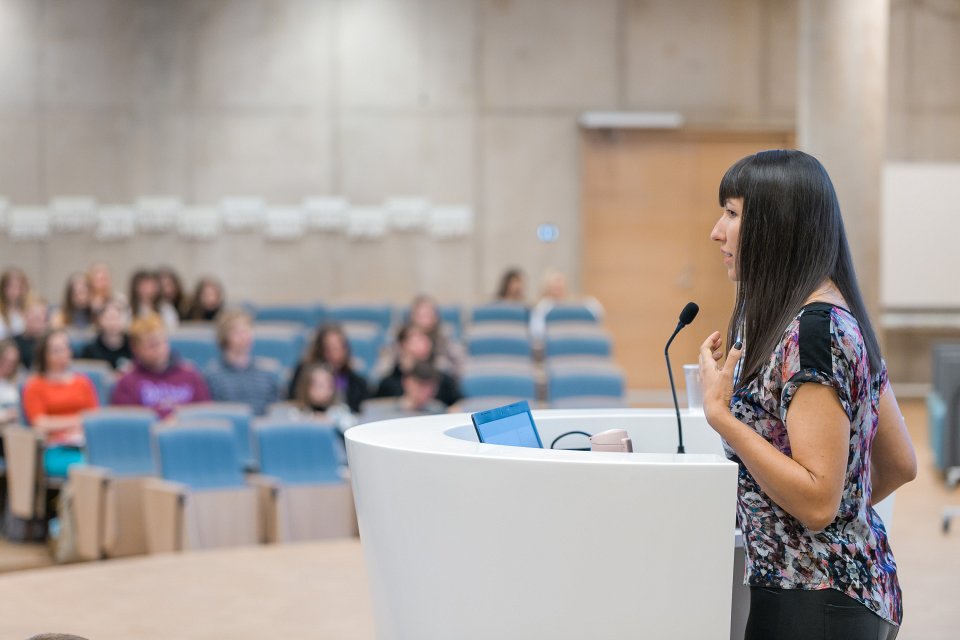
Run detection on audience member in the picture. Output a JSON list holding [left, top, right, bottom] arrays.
[[129, 269, 179, 331], [496, 267, 526, 303], [293, 363, 338, 414], [0, 266, 30, 338], [395, 362, 446, 414], [111, 314, 209, 418], [0, 339, 22, 432], [14, 296, 49, 370], [205, 309, 279, 415], [51, 272, 93, 330], [374, 324, 461, 407], [87, 262, 119, 316], [528, 269, 604, 341], [186, 277, 225, 321], [22, 329, 98, 476], [408, 294, 465, 377], [157, 266, 188, 320], [287, 324, 370, 413], [79, 297, 133, 371]]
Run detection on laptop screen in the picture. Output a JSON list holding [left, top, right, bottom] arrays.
[[471, 401, 543, 449]]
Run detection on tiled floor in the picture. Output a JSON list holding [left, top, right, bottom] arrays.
[[0, 399, 956, 638]]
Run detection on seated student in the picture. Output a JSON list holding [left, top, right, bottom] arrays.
[[111, 314, 210, 418], [528, 269, 604, 342], [51, 272, 94, 330], [129, 269, 179, 332], [0, 339, 22, 457], [0, 266, 30, 339], [365, 362, 446, 420], [374, 324, 461, 407], [14, 296, 49, 370], [495, 267, 527, 303], [22, 329, 99, 477], [287, 324, 370, 413], [293, 363, 338, 415], [87, 261, 121, 317], [185, 276, 225, 321], [157, 266, 188, 321], [408, 294, 465, 377], [205, 309, 279, 416], [79, 297, 134, 371]]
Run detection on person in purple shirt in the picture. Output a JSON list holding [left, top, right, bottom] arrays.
[[111, 313, 209, 418]]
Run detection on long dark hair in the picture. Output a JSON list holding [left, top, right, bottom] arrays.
[[305, 323, 354, 374], [719, 149, 881, 384]]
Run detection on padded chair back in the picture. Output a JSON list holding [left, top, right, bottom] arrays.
[[169, 335, 219, 370], [345, 329, 385, 378], [252, 330, 306, 370], [545, 334, 612, 358], [545, 304, 600, 325], [471, 303, 528, 324], [462, 373, 536, 400], [468, 335, 532, 358], [175, 403, 255, 470], [329, 304, 393, 333], [255, 423, 343, 485], [72, 361, 115, 406], [548, 369, 624, 401], [254, 304, 325, 328], [156, 426, 245, 490], [927, 392, 948, 472], [82, 409, 157, 476]]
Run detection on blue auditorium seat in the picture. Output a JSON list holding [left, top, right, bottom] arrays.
[[252, 330, 307, 370], [462, 373, 536, 400], [155, 426, 245, 490], [545, 304, 601, 324], [329, 303, 393, 333], [254, 304, 325, 328], [548, 368, 624, 402], [169, 335, 219, 370], [175, 403, 256, 472], [82, 408, 157, 476], [468, 334, 532, 358], [545, 334, 612, 358], [255, 423, 343, 486], [471, 303, 528, 325]]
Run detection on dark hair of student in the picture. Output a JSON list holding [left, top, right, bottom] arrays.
[[718, 149, 882, 384], [305, 323, 354, 374], [496, 268, 523, 299], [128, 269, 160, 313], [33, 329, 69, 375], [156, 266, 186, 317]]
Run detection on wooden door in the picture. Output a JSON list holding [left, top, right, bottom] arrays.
[[582, 129, 794, 392]]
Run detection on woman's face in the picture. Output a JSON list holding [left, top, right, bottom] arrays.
[[46, 333, 72, 373], [0, 345, 20, 378], [158, 274, 178, 300], [4, 272, 25, 303], [70, 277, 91, 307], [401, 328, 433, 361], [99, 304, 128, 334], [136, 276, 159, 303], [411, 301, 438, 331], [307, 369, 335, 406], [711, 197, 743, 282], [322, 332, 348, 368], [199, 283, 222, 309], [505, 275, 524, 300], [89, 264, 111, 294]]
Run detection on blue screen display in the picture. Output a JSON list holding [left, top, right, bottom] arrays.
[[473, 402, 542, 448]]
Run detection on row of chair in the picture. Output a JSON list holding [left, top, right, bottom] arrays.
[[3, 405, 356, 557], [248, 301, 602, 336]]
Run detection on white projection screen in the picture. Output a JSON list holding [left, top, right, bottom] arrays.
[[882, 163, 960, 309]]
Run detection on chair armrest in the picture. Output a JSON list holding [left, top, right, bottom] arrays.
[[2, 425, 44, 519], [68, 465, 112, 560], [247, 474, 281, 544], [142, 478, 189, 554]]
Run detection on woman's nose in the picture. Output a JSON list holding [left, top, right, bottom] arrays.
[[710, 217, 724, 241]]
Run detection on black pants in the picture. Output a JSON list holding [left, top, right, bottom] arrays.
[[744, 587, 899, 640]]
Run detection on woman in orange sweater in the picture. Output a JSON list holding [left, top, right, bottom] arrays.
[[22, 329, 99, 477]]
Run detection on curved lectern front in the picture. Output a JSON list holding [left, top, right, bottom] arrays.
[[346, 409, 738, 640]]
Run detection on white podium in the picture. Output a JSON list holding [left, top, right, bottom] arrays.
[[346, 409, 739, 640]]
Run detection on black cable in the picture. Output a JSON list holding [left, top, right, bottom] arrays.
[[550, 430, 593, 450]]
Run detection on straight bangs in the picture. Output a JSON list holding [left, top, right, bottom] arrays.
[[718, 156, 752, 206]]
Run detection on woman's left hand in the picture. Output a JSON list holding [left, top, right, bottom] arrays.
[[698, 331, 743, 425]]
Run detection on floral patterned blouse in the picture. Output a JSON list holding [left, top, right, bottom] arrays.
[[726, 302, 902, 625]]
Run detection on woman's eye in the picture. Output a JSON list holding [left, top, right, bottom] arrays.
[[725, 208, 738, 218]]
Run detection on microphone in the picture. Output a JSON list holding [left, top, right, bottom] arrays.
[[665, 302, 699, 454]]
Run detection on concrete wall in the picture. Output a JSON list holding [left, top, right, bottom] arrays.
[[0, 0, 955, 306]]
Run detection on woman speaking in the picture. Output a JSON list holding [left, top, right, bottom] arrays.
[[698, 150, 917, 640]]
